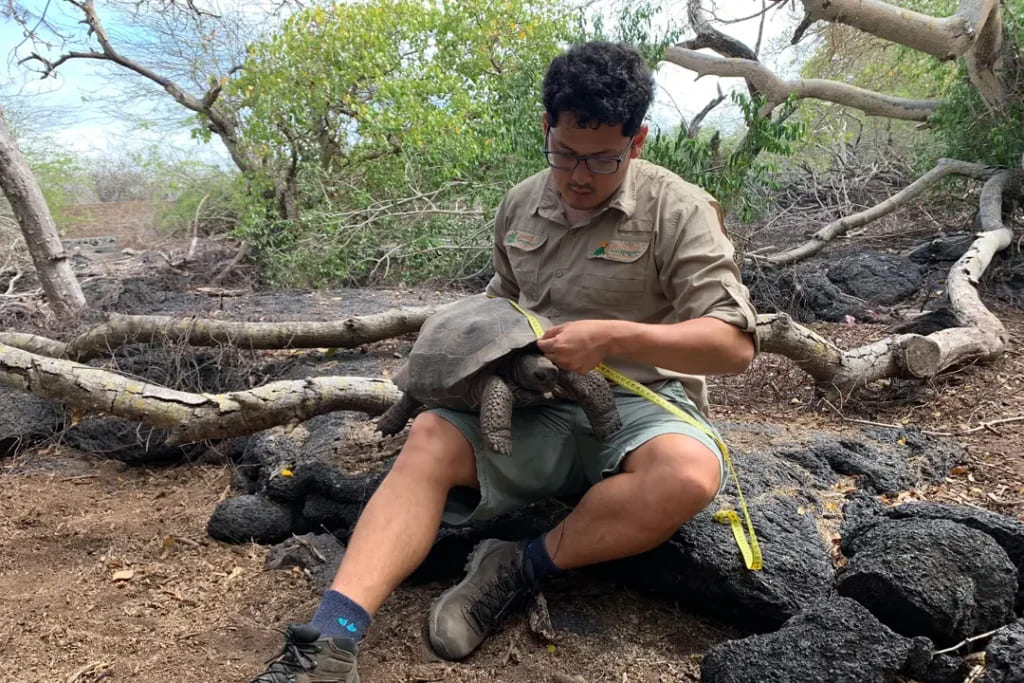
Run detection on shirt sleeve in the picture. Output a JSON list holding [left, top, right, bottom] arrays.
[[656, 197, 760, 352], [483, 194, 520, 300]]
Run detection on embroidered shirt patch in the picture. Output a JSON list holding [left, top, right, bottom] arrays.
[[590, 239, 647, 262], [506, 230, 544, 250]]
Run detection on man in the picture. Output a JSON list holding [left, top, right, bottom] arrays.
[[252, 40, 757, 683]]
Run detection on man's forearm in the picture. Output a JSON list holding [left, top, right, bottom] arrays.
[[604, 317, 755, 375]]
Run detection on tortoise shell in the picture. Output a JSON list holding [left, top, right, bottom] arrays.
[[392, 295, 552, 409]]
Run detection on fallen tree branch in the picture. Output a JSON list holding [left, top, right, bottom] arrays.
[[757, 159, 995, 267], [756, 313, 918, 390], [757, 168, 1014, 389], [0, 342, 400, 444], [662, 47, 942, 121], [0, 304, 449, 361], [0, 331, 67, 358], [185, 193, 209, 262], [932, 623, 1009, 655], [903, 170, 1014, 376], [3, 269, 23, 296], [210, 240, 249, 286]]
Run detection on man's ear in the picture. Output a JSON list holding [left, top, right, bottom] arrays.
[[631, 124, 649, 158], [542, 112, 549, 136]]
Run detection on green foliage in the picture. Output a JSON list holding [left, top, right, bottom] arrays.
[[21, 143, 91, 228], [929, 3, 1024, 167], [930, 71, 1024, 167], [583, 0, 683, 67], [225, 0, 578, 286], [644, 93, 806, 222], [798, 0, 1024, 170]]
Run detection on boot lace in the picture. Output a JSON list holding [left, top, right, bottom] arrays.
[[251, 630, 322, 683], [467, 558, 531, 632]]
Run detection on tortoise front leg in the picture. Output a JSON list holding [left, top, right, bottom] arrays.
[[558, 369, 623, 439], [481, 374, 515, 456], [375, 392, 421, 435]]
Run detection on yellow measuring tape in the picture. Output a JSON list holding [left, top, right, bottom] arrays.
[[502, 297, 763, 571]]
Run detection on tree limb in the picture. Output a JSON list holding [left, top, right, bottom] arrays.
[[903, 170, 1015, 376], [756, 313, 918, 390], [687, 84, 726, 138], [22, 0, 256, 174], [797, 0, 1008, 106], [0, 342, 400, 445], [797, 0, 997, 59], [0, 304, 450, 361], [663, 47, 942, 121], [758, 168, 1014, 387], [681, 0, 760, 97], [758, 159, 996, 267]]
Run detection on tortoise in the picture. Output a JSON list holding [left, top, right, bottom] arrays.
[[376, 294, 623, 455]]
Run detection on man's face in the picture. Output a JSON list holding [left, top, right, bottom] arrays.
[[543, 112, 646, 211]]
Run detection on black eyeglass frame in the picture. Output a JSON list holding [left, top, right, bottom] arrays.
[[541, 130, 636, 175]]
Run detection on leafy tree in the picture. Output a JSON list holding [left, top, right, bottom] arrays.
[[228, 0, 578, 284]]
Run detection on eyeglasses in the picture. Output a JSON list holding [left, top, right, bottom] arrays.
[[542, 131, 635, 175]]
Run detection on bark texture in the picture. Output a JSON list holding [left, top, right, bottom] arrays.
[[0, 114, 86, 316], [0, 305, 446, 361], [0, 342, 400, 444], [662, 48, 941, 121]]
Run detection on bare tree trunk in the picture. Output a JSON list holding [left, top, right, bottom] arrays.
[[0, 113, 86, 316]]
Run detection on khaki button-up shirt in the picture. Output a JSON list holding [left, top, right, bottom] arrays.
[[484, 159, 758, 416]]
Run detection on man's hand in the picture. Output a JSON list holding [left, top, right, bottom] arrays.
[[536, 320, 621, 374]]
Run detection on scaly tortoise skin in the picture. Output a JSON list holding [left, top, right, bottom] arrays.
[[376, 294, 623, 455]]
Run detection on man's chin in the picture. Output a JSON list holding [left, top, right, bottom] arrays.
[[564, 190, 601, 210]]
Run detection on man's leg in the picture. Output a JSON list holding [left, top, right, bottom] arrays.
[[541, 433, 720, 568], [329, 413, 480, 613], [250, 413, 478, 682], [428, 383, 725, 662]]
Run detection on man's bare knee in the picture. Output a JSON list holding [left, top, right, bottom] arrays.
[[390, 412, 479, 489], [625, 435, 721, 525]]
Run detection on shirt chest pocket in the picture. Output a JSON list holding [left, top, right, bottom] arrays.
[[580, 238, 651, 310], [505, 229, 548, 299]]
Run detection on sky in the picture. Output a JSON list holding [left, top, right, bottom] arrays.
[[0, 0, 810, 168]]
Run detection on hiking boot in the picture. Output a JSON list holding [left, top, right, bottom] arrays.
[[251, 623, 360, 683], [428, 538, 536, 660]]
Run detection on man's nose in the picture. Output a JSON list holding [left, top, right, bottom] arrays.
[[570, 162, 592, 184]]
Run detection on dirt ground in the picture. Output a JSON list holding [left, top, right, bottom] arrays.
[[1, 229, 1023, 682]]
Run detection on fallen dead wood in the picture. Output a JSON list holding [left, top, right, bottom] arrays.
[[0, 304, 449, 361], [757, 172, 1012, 390], [903, 170, 1012, 378], [755, 159, 996, 267], [756, 313, 917, 390], [0, 341, 400, 444], [756, 171, 1014, 388]]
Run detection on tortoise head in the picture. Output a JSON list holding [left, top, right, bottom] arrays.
[[511, 351, 559, 392]]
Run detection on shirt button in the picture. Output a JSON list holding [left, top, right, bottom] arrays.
[[555, 270, 565, 278], [550, 309, 561, 317]]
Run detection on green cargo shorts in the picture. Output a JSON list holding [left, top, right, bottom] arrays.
[[431, 380, 728, 525]]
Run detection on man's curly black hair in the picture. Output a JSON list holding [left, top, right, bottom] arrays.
[[542, 41, 654, 137]]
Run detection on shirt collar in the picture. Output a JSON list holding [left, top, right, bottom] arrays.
[[532, 160, 640, 225]]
